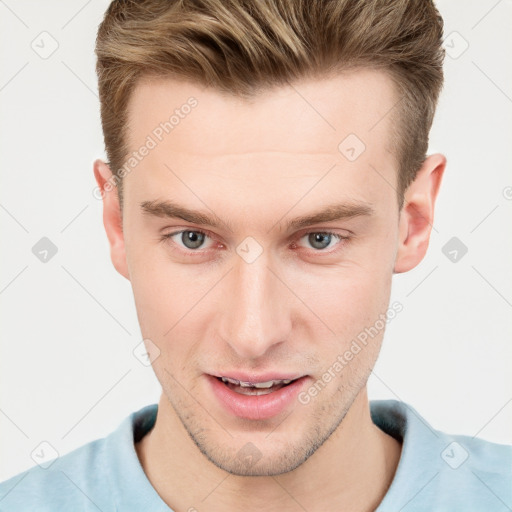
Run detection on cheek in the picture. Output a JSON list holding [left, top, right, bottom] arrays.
[[130, 267, 191, 337], [127, 246, 220, 366], [308, 268, 392, 381], [281, 261, 393, 382], [125, 237, 181, 339], [291, 259, 392, 330], [129, 266, 203, 384]]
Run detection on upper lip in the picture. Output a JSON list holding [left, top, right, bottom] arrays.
[[210, 372, 305, 384]]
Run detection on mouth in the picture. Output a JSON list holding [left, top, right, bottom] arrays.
[[207, 373, 309, 420], [216, 376, 299, 396]]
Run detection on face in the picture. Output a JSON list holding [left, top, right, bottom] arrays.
[[96, 69, 442, 476]]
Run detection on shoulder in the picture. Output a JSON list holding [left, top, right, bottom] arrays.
[[0, 404, 159, 512], [413, 431, 512, 511], [434, 431, 512, 506], [0, 436, 115, 512], [372, 400, 512, 512]]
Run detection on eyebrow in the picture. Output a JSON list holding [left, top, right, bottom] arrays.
[[140, 199, 374, 233]]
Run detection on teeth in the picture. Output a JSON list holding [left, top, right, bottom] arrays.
[[221, 376, 240, 385], [247, 380, 275, 389], [220, 377, 294, 388]]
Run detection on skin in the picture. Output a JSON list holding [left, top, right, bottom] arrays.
[[94, 69, 445, 511]]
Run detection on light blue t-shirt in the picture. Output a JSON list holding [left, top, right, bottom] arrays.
[[1, 400, 510, 511]]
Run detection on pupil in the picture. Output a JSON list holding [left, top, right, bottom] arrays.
[[182, 231, 205, 249], [309, 233, 331, 250]]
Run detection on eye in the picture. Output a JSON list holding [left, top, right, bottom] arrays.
[[163, 230, 214, 250], [297, 231, 348, 251], [161, 229, 349, 256]]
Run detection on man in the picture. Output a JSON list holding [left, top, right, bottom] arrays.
[[1, 0, 510, 510]]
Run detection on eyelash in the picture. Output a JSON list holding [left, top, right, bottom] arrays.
[[159, 228, 350, 257]]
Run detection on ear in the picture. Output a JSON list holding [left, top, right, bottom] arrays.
[[93, 159, 130, 280], [394, 153, 446, 273]]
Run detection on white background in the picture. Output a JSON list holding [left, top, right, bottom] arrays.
[[1, 0, 511, 481]]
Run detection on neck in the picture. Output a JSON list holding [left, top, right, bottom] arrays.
[[136, 388, 401, 512]]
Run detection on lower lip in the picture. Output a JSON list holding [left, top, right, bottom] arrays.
[[207, 375, 308, 421]]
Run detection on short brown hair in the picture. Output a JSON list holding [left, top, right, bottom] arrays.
[[95, 0, 445, 209]]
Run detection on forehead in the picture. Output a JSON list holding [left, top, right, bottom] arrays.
[[127, 68, 398, 158], [122, 69, 400, 220]]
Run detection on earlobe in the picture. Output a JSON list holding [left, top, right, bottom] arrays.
[[93, 159, 130, 280], [394, 153, 446, 274]]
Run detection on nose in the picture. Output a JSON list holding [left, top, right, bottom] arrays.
[[218, 250, 292, 360]]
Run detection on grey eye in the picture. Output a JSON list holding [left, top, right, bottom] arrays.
[[181, 230, 206, 249], [307, 233, 333, 250]]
